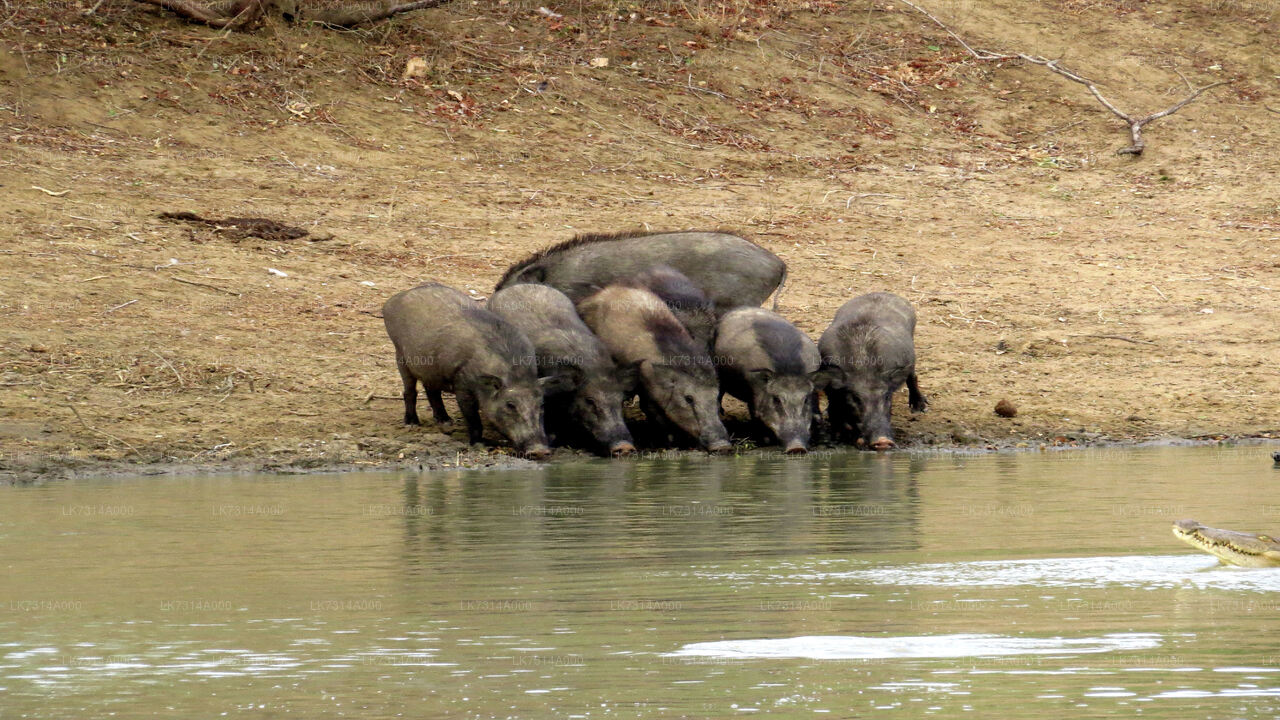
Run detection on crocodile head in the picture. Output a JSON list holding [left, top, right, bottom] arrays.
[[1172, 519, 1280, 568]]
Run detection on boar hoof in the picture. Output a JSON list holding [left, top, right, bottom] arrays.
[[707, 441, 734, 455], [870, 436, 896, 451], [610, 441, 637, 457]]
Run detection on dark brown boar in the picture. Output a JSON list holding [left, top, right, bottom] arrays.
[[487, 284, 636, 457], [715, 307, 821, 454], [623, 264, 718, 350], [818, 292, 928, 451], [577, 286, 732, 453], [495, 230, 786, 313], [382, 283, 552, 459]]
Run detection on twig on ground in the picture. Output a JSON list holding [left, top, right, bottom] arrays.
[[1072, 333, 1155, 345], [104, 299, 139, 313], [65, 404, 138, 453], [148, 349, 186, 387], [364, 393, 403, 403], [169, 275, 242, 296], [31, 185, 71, 196]]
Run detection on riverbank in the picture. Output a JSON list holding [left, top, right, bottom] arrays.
[[2, 0, 1277, 484]]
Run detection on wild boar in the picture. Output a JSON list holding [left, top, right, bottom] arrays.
[[382, 282, 552, 459], [715, 307, 821, 454], [576, 286, 732, 453], [487, 284, 636, 457], [623, 264, 717, 350], [818, 292, 928, 450], [495, 230, 786, 312]]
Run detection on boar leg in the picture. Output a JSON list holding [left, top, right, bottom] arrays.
[[456, 389, 485, 445], [639, 395, 676, 446], [907, 373, 929, 413], [398, 362, 421, 426], [826, 390, 854, 443], [426, 389, 452, 425]]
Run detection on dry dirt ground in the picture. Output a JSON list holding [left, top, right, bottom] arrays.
[[2, 0, 1277, 482]]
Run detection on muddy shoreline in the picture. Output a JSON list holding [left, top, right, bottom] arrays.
[[6, 432, 1277, 486]]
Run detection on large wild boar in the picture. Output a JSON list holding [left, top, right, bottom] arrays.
[[382, 283, 552, 459], [624, 264, 717, 350], [577, 286, 732, 453], [487, 284, 637, 457], [818, 292, 928, 451], [715, 307, 821, 455], [494, 230, 787, 312]]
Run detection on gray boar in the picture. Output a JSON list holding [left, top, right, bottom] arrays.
[[624, 264, 717, 350], [818, 292, 928, 450], [715, 307, 821, 454], [487, 284, 637, 457], [495, 230, 786, 312], [382, 283, 552, 459], [577, 286, 732, 453]]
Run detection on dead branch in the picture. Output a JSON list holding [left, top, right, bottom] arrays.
[[897, 0, 1231, 156], [134, 0, 265, 28], [307, 0, 454, 28], [132, 0, 456, 29], [159, 210, 308, 241]]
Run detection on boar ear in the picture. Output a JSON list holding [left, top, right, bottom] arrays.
[[520, 266, 547, 283], [539, 372, 576, 396], [813, 366, 844, 390], [476, 374, 504, 397], [636, 359, 659, 385]]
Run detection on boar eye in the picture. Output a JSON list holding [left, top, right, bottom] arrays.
[[684, 394, 695, 406], [584, 397, 596, 409], [505, 401, 518, 412]]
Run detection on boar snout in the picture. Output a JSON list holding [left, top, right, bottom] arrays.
[[521, 444, 552, 460], [706, 439, 734, 454], [869, 436, 895, 451], [784, 440, 809, 455]]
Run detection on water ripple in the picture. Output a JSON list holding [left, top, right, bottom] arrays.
[[668, 633, 1162, 660]]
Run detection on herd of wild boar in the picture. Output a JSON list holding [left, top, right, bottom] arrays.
[[382, 230, 928, 459]]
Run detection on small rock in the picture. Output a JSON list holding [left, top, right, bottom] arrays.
[[994, 399, 1018, 418], [1272, 451, 1280, 464], [27, 343, 49, 353], [402, 56, 429, 81]]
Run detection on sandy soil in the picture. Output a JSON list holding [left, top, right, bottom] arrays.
[[1, 0, 1277, 482]]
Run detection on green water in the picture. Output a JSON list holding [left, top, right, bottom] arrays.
[[2, 445, 1278, 718]]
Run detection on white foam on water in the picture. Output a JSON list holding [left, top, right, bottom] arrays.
[[816, 555, 1280, 591], [667, 632, 1161, 660]]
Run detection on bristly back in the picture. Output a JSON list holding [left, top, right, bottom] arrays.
[[495, 228, 756, 289]]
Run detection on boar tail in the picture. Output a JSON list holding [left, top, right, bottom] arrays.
[[771, 266, 788, 312]]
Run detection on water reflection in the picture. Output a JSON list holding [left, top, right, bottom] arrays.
[[1, 444, 1277, 718]]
